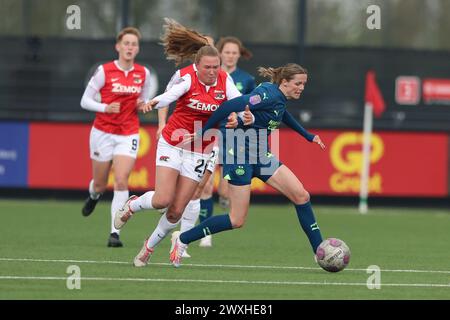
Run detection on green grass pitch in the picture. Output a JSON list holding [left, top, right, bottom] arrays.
[[0, 199, 449, 300]]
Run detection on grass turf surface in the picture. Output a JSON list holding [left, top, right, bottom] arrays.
[[0, 199, 449, 300]]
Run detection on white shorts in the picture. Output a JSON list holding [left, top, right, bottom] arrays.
[[89, 127, 139, 162], [206, 146, 220, 173], [156, 136, 209, 182]]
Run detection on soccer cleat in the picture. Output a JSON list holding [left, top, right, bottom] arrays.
[[169, 231, 187, 267], [82, 196, 99, 217], [107, 232, 123, 247], [133, 239, 154, 267], [181, 247, 191, 258], [199, 235, 212, 247], [114, 195, 138, 229]]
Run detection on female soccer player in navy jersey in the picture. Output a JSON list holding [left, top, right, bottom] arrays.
[[169, 63, 326, 267], [80, 27, 154, 248]]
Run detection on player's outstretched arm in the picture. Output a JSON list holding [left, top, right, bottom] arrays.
[[201, 93, 267, 135], [282, 110, 314, 141], [141, 74, 191, 113], [282, 111, 325, 149]]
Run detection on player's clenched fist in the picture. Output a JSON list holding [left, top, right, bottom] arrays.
[[242, 105, 253, 125], [225, 112, 238, 128]]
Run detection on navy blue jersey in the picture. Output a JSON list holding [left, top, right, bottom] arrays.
[[230, 68, 256, 94], [202, 82, 314, 149], [201, 82, 315, 185]]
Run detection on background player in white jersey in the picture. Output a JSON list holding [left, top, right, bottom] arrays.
[[80, 27, 154, 247]]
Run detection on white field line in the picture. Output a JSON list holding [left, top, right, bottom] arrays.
[[0, 275, 449, 288], [1, 257, 450, 274]]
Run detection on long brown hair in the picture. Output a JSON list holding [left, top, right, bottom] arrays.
[[216, 36, 252, 60], [258, 63, 307, 85], [161, 18, 212, 65]]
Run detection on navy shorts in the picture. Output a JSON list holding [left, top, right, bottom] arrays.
[[222, 153, 282, 186]]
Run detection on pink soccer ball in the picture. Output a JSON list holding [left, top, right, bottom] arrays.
[[315, 238, 351, 272]]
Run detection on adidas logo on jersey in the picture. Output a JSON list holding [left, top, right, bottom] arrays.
[[111, 83, 142, 94], [187, 99, 219, 112]]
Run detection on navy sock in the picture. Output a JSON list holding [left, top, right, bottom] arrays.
[[199, 197, 214, 223], [180, 214, 232, 244], [295, 201, 323, 253]]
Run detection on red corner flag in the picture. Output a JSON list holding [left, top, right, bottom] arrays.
[[365, 70, 385, 118]]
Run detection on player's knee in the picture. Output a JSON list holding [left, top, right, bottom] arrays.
[[153, 197, 171, 209], [152, 198, 170, 209], [172, 206, 184, 217], [292, 189, 310, 204], [166, 207, 183, 223]]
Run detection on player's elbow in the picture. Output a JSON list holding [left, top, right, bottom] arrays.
[[80, 95, 88, 110]]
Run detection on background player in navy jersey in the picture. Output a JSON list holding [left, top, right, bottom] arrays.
[[197, 36, 258, 248], [169, 63, 326, 267], [217, 36, 256, 95], [80, 27, 154, 247]]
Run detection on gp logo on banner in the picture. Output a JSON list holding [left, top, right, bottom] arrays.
[[0, 122, 29, 187], [329, 132, 384, 194]]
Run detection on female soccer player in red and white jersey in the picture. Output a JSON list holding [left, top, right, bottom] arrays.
[[153, 20, 223, 258], [80, 27, 154, 248], [113, 20, 253, 267]]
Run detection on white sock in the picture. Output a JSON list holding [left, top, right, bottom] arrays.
[[146, 213, 179, 248], [180, 199, 201, 233], [130, 191, 155, 212], [89, 179, 102, 200], [111, 190, 129, 234]]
